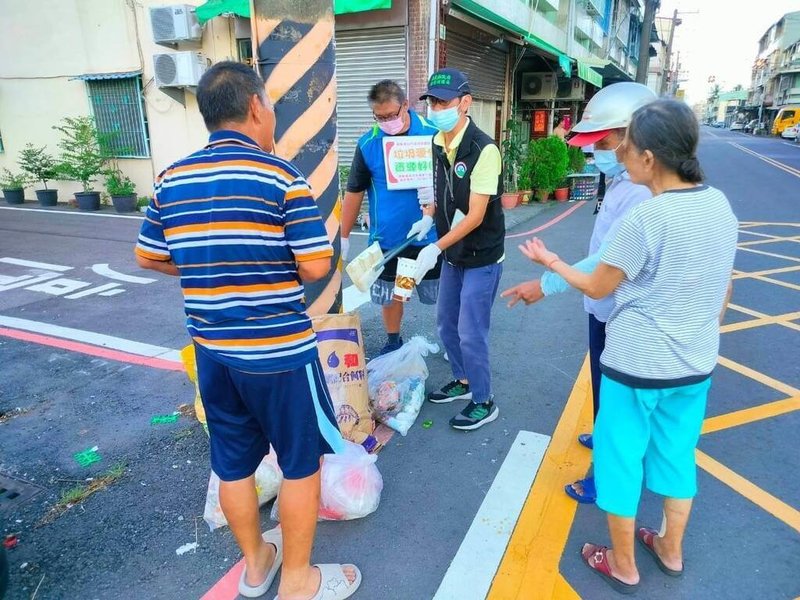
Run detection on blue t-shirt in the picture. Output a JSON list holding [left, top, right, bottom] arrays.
[[346, 111, 438, 249]]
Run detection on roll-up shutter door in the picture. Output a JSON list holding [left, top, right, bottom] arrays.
[[335, 27, 408, 166], [446, 30, 506, 101]]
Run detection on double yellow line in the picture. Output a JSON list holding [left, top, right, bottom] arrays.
[[729, 142, 800, 178]]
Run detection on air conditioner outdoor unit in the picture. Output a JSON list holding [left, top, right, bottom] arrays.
[[520, 72, 556, 100], [556, 77, 586, 101], [153, 52, 207, 87], [149, 4, 202, 44], [580, 0, 603, 17]]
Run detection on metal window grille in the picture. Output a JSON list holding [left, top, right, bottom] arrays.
[[87, 76, 150, 158]]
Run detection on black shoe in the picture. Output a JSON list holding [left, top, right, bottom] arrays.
[[379, 337, 403, 356], [429, 380, 472, 403], [450, 399, 499, 431]]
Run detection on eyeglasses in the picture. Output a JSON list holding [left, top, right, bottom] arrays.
[[373, 105, 405, 123], [426, 96, 462, 109]]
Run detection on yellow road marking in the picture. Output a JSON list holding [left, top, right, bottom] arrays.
[[702, 396, 800, 434], [727, 303, 767, 318], [739, 222, 800, 228], [738, 229, 787, 240], [738, 235, 800, 247], [751, 274, 800, 292], [731, 265, 800, 279], [553, 574, 580, 599], [488, 357, 592, 600], [696, 450, 800, 533], [720, 311, 800, 333], [736, 246, 800, 263], [730, 142, 800, 178], [717, 356, 800, 397]]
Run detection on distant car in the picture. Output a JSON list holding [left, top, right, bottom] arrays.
[[744, 119, 763, 133], [730, 121, 745, 131], [712, 121, 725, 128], [781, 124, 799, 139]]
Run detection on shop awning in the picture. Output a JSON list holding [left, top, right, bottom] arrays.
[[578, 58, 633, 85], [452, 0, 571, 76], [196, 0, 249, 25], [195, 0, 392, 23], [70, 71, 141, 81], [334, 0, 391, 14], [577, 60, 603, 87]]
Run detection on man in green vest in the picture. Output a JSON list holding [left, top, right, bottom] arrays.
[[412, 68, 506, 431]]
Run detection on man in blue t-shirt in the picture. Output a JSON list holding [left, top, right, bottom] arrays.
[[341, 80, 440, 355]]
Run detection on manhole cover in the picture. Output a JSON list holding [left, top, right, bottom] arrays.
[[0, 474, 44, 514]]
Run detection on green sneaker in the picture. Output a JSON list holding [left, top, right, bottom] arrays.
[[450, 399, 499, 431], [428, 380, 472, 403]]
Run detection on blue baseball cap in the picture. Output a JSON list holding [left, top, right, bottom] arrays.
[[420, 68, 471, 101]]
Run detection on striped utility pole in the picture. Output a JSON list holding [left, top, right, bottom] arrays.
[[251, 0, 341, 315]]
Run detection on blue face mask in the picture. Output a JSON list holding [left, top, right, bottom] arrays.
[[593, 149, 624, 177], [428, 105, 461, 132]]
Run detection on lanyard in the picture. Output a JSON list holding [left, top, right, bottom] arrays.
[[442, 153, 457, 230]]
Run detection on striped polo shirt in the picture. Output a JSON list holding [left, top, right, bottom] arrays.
[[600, 185, 738, 388], [135, 130, 333, 373]]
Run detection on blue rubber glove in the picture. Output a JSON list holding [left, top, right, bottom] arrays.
[[541, 251, 602, 296]]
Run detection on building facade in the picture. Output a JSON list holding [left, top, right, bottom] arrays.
[[0, 0, 658, 203], [747, 11, 800, 128]]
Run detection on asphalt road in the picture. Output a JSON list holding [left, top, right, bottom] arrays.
[[0, 127, 798, 599]]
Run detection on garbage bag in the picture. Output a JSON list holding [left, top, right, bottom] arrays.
[[366, 336, 439, 435], [204, 451, 282, 531], [271, 440, 382, 522]]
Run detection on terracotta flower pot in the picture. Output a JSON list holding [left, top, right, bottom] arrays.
[[535, 189, 550, 202], [554, 187, 570, 202], [501, 192, 521, 209]]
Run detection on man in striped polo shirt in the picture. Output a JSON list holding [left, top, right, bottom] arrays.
[[135, 62, 360, 599]]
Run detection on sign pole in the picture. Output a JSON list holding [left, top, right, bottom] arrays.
[[251, 0, 341, 315]]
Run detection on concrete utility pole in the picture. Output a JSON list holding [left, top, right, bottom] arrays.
[[636, 0, 658, 83], [659, 9, 680, 95], [251, 0, 341, 315]]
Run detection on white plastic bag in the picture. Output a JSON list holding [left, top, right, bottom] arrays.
[[204, 452, 282, 531], [271, 440, 383, 522], [367, 336, 439, 435]]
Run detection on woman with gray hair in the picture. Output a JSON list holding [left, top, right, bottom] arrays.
[[520, 99, 737, 594]]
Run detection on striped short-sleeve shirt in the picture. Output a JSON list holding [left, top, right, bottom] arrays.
[[600, 185, 738, 388], [135, 130, 333, 373]]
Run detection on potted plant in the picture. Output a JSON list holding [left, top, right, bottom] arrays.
[[18, 144, 60, 206], [104, 166, 137, 213], [556, 145, 588, 201], [518, 171, 532, 205], [136, 196, 151, 213], [501, 116, 526, 209], [527, 135, 569, 202], [1, 169, 30, 205], [53, 116, 107, 211]]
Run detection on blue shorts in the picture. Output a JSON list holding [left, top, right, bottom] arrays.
[[195, 345, 344, 481], [593, 374, 711, 518]]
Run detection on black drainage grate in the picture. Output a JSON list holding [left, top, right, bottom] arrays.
[[0, 474, 44, 514]]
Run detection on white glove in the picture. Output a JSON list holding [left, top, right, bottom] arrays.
[[413, 243, 441, 284], [417, 187, 435, 207], [406, 215, 434, 242], [340, 237, 350, 261]]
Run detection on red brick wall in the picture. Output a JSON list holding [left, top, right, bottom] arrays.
[[408, 0, 432, 113]]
